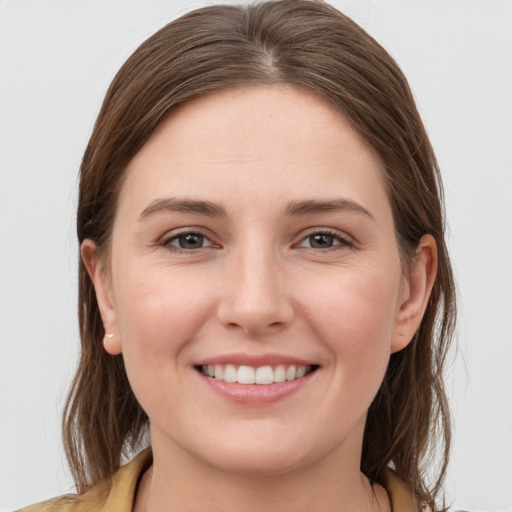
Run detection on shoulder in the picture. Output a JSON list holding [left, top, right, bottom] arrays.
[[17, 484, 108, 512], [18, 450, 152, 512], [381, 468, 421, 512]]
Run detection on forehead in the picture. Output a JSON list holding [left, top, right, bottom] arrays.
[[136, 85, 380, 165], [120, 85, 389, 217]]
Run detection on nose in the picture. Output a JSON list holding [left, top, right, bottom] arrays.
[[216, 245, 295, 337]]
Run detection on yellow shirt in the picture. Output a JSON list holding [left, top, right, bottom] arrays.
[[21, 450, 418, 511]]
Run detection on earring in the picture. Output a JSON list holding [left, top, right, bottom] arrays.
[[104, 333, 115, 339]]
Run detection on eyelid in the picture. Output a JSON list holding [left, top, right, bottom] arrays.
[[295, 228, 354, 249], [159, 227, 220, 250], [157, 226, 354, 252]]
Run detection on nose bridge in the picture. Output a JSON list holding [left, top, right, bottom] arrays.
[[218, 237, 293, 335]]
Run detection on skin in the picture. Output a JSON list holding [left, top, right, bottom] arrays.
[[82, 85, 436, 512]]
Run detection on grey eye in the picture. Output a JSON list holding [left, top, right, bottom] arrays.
[[308, 233, 335, 248], [172, 233, 205, 249], [297, 231, 351, 250]]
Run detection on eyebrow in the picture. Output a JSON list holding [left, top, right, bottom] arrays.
[[285, 199, 374, 221], [138, 197, 374, 222], [138, 198, 227, 221]]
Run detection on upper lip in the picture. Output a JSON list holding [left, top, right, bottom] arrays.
[[195, 353, 317, 367]]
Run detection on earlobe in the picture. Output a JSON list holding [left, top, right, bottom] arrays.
[[391, 234, 437, 353], [102, 332, 121, 355], [80, 239, 122, 355]]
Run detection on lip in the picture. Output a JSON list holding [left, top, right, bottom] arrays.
[[195, 353, 315, 367], [194, 353, 319, 405], [201, 375, 315, 404]]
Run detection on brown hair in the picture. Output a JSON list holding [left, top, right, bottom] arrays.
[[65, 1, 456, 509]]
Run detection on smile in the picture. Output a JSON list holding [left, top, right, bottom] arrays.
[[199, 364, 316, 385]]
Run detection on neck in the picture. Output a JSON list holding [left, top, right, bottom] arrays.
[[135, 424, 390, 512]]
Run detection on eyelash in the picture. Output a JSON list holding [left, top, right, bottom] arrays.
[[160, 228, 353, 253], [161, 230, 216, 251], [296, 229, 353, 251]]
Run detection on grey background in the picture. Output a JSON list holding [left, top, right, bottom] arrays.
[[1, 0, 511, 510]]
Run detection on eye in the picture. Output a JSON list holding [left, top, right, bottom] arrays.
[[164, 231, 214, 250], [297, 231, 351, 250]]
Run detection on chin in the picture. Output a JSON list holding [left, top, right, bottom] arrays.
[[180, 421, 340, 478], [200, 443, 310, 477]]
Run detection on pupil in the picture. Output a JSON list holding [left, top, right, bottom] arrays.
[[310, 234, 333, 248], [179, 233, 203, 249]]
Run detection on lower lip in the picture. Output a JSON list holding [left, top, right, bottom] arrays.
[[198, 370, 316, 405]]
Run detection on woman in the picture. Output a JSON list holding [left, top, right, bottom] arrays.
[[22, 0, 456, 510]]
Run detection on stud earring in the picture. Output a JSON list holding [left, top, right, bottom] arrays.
[[104, 333, 115, 339]]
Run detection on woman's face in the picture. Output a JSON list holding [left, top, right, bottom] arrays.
[[85, 85, 433, 476]]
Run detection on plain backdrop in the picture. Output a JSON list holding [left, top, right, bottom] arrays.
[[0, 1, 511, 510]]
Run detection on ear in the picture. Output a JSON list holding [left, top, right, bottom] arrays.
[[80, 239, 122, 355], [391, 234, 437, 354]]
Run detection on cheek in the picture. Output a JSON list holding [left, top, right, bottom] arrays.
[[300, 265, 401, 373], [109, 264, 221, 419], [111, 261, 215, 372]]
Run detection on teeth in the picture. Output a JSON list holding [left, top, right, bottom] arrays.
[[238, 365, 255, 384], [286, 365, 296, 381], [224, 364, 237, 383], [201, 364, 312, 385], [274, 365, 286, 383], [296, 366, 307, 378], [255, 366, 274, 385]]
